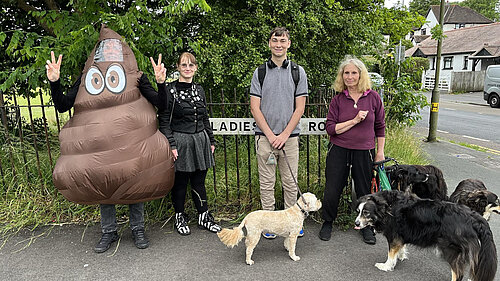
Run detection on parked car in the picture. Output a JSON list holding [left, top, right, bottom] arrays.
[[368, 72, 384, 101], [484, 65, 500, 108]]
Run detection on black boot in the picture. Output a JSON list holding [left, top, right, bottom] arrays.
[[132, 228, 149, 249], [319, 221, 333, 241], [198, 211, 221, 233], [361, 227, 376, 245], [94, 231, 119, 253], [175, 213, 191, 236]]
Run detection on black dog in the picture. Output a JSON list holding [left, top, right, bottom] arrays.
[[450, 179, 500, 220], [385, 164, 447, 200], [355, 190, 497, 281]]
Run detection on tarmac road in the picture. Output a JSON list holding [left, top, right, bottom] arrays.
[[1, 135, 500, 280]]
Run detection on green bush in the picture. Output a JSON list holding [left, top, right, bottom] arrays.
[[378, 55, 428, 126]]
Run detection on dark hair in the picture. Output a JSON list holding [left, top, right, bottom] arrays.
[[269, 27, 290, 40], [177, 52, 198, 66]]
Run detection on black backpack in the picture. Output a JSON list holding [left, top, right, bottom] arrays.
[[257, 60, 300, 94]]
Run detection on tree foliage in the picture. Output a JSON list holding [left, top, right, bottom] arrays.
[[409, 0, 499, 21], [0, 0, 210, 95], [409, 0, 441, 17], [460, 0, 500, 21], [379, 56, 428, 126], [374, 7, 425, 46], [1, 0, 423, 97]]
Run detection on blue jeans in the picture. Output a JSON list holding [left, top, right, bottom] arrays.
[[100, 203, 144, 233]]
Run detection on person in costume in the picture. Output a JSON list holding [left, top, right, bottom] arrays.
[[47, 26, 175, 253], [157, 52, 221, 235]]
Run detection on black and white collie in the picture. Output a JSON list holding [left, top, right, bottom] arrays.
[[385, 164, 448, 200], [450, 179, 500, 220], [355, 190, 497, 281]]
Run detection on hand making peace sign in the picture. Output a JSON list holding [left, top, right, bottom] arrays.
[[46, 51, 62, 82], [150, 54, 166, 84]]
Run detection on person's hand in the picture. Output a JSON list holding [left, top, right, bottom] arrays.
[[354, 110, 369, 124], [211, 145, 215, 154], [374, 151, 385, 163], [150, 54, 166, 84], [265, 134, 277, 148], [171, 149, 178, 161], [272, 132, 290, 149], [46, 51, 62, 82]]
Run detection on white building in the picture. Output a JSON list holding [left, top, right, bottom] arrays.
[[410, 5, 492, 45], [406, 22, 500, 92]]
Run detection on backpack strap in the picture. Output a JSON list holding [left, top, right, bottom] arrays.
[[169, 84, 177, 124], [258, 63, 266, 89], [290, 61, 300, 94]]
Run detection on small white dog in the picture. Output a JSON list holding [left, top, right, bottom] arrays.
[[217, 192, 322, 265]]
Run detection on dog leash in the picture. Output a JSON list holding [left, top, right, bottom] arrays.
[[281, 147, 309, 217]]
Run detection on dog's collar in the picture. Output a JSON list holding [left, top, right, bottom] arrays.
[[296, 203, 309, 217]]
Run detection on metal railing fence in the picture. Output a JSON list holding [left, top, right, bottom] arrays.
[[0, 87, 333, 211]]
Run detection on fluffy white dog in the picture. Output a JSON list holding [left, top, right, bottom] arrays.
[[217, 192, 322, 265]]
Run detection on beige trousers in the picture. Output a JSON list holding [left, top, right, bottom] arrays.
[[255, 135, 299, 210]]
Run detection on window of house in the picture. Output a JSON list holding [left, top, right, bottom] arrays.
[[430, 57, 435, 70], [443, 57, 453, 70], [454, 23, 465, 29], [421, 28, 426, 35], [463, 56, 468, 70]]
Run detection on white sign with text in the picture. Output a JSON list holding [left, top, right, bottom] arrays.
[[210, 118, 327, 135]]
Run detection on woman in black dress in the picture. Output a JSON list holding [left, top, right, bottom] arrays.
[[156, 52, 220, 235]]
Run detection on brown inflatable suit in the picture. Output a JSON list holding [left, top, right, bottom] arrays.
[[52, 25, 175, 204]]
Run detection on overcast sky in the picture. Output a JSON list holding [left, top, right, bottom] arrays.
[[384, 0, 465, 8]]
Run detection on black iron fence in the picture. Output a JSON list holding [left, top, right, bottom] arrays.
[[0, 87, 333, 211]]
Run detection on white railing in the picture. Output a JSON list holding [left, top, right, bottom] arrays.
[[422, 75, 451, 91]]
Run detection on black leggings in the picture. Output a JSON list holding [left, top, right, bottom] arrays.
[[171, 169, 209, 214], [322, 145, 373, 223]]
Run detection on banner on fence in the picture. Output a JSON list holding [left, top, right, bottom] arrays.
[[210, 118, 326, 135]]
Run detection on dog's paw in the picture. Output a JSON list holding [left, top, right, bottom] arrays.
[[246, 259, 254, 265], [290, 255, 300, 261], [398, 253, 408, 261], [375, 262, 394, 272]]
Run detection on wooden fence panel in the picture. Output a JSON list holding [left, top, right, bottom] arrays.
[[450, 71, 485, 92]]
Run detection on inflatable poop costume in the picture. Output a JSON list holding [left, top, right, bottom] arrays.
[[52, 25, 175, 204]]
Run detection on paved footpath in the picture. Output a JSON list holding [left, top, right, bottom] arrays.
[[1, 138, 500, 281]]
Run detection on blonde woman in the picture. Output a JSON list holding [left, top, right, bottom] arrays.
[[319, 56, 385, 244]]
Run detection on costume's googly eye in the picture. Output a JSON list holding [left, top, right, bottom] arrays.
[[85, 66, 105, 95], [105, 63, 126, 94]]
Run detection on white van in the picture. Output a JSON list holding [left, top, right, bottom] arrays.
[[484, 65, 500, 108]]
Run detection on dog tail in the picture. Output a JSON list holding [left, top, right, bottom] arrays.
[[470, 215, 497, 281], [217, 218, 246, 248]]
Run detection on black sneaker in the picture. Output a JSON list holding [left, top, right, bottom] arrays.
[[132, 228, 149, 249], [94, 231, 119, 253], [175, 213, 191, 236], [319, 221, 333, 241], [361, 227, 376, 245], [198, 211, 221, 233]]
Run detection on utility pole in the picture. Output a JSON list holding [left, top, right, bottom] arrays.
[[427, 0, 445, 142]]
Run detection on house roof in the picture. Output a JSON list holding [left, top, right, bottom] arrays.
[[429, 5, 493, 24], [406, 22, 500, 57], [413, 35, 430, 43], [470, 45, 500, 59]]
